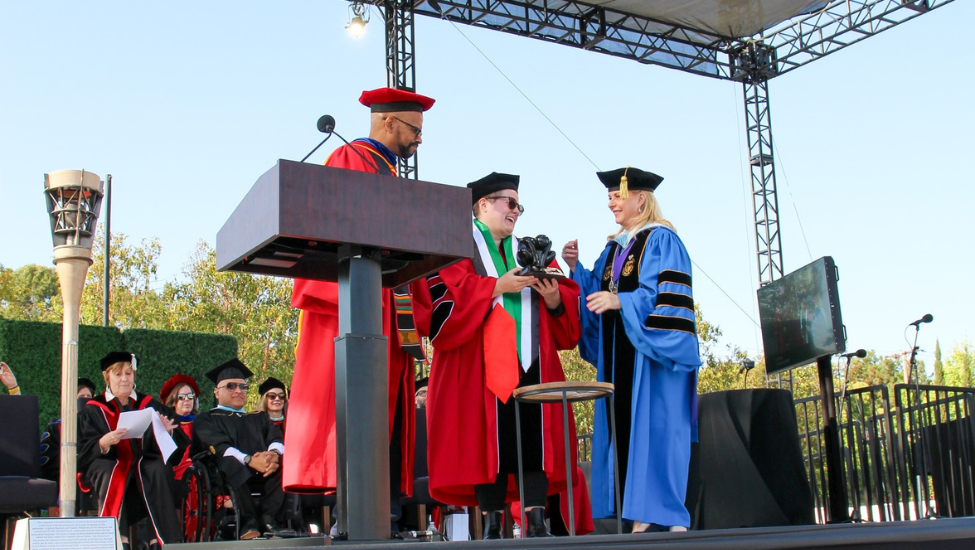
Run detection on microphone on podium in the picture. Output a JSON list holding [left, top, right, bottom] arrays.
[[300, 115, 381, 172], [840, 349, 867, 360], [317, 115, 335, 133], [908, 314, 933, 327]]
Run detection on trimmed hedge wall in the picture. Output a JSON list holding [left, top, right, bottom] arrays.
[[0, 319, 237, 426]]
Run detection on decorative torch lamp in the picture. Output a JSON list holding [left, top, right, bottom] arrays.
[[44, 169, 104, 517]]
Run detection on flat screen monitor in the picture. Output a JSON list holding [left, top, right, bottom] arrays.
[[758, 256, 846, 375]]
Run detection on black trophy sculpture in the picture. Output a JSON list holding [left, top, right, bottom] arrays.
[[517, 235, 563, 280]]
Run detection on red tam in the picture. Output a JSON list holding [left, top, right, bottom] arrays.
[[359, 87, 435, 113]]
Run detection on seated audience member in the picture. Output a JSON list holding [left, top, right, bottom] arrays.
[[257, 378, 288, 431], [160, 375, 200, 483], [414, 377, 428, 409], [193, 359, 287, 540], [78, 352, 189, 549], [39, 377, 100, 483], [1, 361, 21, 394], [160, 374, 203, 538]]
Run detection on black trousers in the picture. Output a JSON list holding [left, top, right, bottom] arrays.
[[218, 456, 285, 528], [474, 471, 548, 511]]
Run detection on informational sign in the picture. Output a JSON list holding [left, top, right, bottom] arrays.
[[10, 517, 120, 550]]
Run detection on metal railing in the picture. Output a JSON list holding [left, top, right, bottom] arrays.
[[795, 384, 975, 524]]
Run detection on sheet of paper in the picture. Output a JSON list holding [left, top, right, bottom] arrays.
[[116, 408, 153, 438], [115, 407, 177, 463], [149, 408, 178, 463]]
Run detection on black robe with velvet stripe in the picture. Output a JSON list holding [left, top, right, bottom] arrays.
[[78, 392, 189, 544]]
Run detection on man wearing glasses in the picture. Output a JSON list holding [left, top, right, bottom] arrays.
[[193, 359, 287, 540], [288, 87, 435, 536]]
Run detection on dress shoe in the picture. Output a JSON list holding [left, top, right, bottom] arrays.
[[526, 507, 553, 537], [239, 521, 262, 540], [482, 510, 503, 540]]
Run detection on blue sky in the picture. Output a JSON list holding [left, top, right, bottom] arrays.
[[2, 1, 972, 374]]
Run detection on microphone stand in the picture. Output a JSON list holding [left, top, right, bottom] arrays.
[[836, 353, 862, 522], [301, 133, 333, 162], [906, 323, 937, 518]]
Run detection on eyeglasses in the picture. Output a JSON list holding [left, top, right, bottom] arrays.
[[387, 115, 422, 138], [218, 382, 249, 392], [265, 392, 286, 401], [176, 393, 196, 401], [485, 195, 525, 215]]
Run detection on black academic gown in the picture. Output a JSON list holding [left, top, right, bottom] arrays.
[[78, 392, 189, 545], [192, 408, 285, 525]]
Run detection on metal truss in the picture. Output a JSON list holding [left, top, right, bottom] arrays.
[[364, 0, 954, 83], [382, 0, 420, 179], [741, 60, 784, 286], [760, 0, 954, 77], [365, 0, 735, 79]]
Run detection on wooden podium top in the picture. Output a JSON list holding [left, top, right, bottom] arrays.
[[216, 159, 473, 287]]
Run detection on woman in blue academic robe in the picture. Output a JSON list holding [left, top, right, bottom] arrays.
[[562, 167, 701, 533]]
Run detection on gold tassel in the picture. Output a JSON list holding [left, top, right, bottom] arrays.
[[619, 166, 630, 199]]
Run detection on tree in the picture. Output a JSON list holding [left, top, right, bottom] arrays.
[[934, 340, 943, 385], [0, 263, 60, 322], [81, 233, 168, 329], [943, 340, 974, 388], [166, 241, 298, 398]]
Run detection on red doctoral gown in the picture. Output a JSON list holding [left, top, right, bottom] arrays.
[[411, 254, 583, 508], [284, 140, 415, 495]]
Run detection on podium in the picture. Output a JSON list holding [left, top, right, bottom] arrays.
[[217, 160, 471, 540]]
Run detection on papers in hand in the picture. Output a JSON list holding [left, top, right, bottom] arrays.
[[116, 407, 178, 462]]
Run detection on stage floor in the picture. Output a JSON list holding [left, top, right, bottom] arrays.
[[173, 517, 975, 550]]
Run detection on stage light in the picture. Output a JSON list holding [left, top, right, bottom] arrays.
[[347, 1, 369, 38]]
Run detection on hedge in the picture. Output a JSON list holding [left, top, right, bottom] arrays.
[[0, 318, 237, 426]]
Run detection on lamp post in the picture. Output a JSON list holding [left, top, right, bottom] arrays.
[[44, 169, 104, 518]]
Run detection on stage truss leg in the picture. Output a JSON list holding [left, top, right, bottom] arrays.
[[736, 43, 790, 390], [383, 0, 419, 180]]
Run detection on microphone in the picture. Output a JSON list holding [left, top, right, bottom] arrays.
[[317, 115, 335, 133], [909, 314, 934, 327], [300, 115, 336, 163], [841, 349, 867, 360]]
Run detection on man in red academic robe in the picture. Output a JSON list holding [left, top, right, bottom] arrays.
[[411, 172, 588, 539], [285, 87, 435, 534]]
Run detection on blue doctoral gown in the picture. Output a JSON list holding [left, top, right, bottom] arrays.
[[572, 224, 701, 528]]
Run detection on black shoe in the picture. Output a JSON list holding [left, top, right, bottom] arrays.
[[482, 511, 503, 540], [261, 517, 290, 538], [526, 507, 553, 537]]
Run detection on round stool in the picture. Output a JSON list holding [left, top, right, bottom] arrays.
[[512, 381, 621, 536]]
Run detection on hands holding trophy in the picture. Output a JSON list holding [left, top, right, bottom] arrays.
[[516, 235, 565, 280]]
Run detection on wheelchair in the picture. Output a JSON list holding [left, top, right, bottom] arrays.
[[182, 451, 304, 541]]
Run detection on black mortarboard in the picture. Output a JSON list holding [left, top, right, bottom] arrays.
[[259, 377, 286, 396], [415, 377, 429, 390], [100, 351, 135, 371], [205, 358, 254, 384], [597, 167, 664, 199], [78, 378, 97, 394], [467, 172, 520, 205]]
